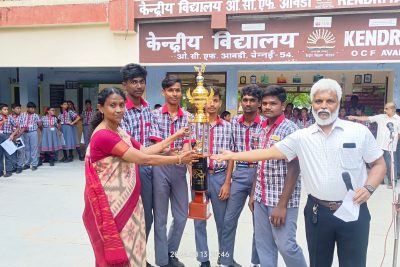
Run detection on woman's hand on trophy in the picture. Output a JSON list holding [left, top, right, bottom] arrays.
[[210, 150, 234, 162], [179, 150, 199, 165]]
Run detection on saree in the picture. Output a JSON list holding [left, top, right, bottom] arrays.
[[83, 129, 146, 267]]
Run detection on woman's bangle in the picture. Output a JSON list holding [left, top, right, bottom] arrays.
[[176, 155, 182, 165]]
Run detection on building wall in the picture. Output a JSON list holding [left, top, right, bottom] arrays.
[[0, 25, 139, 67]]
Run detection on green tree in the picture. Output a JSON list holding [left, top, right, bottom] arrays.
[[287, 93, 311, 108]]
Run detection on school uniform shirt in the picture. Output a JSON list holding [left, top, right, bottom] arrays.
[[41, 115, 58, 128], [368, 114, 400, 151], [230, 114, 264, 166], [19, 112, 41, 132], [81, 109, 93, 126], [149, 105, 192, 150], [275, 118, 383, 201], [0, 115, 17, 135], [58, 110, 78, 124], [254, 114, 301, 207], [121, 97, 154, 147], [11, 114, 21, 131], [297, 118, 312, 129], [208, 117, 232, 170]]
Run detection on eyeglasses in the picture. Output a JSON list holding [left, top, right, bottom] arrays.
[[129, 79, 146, 86]]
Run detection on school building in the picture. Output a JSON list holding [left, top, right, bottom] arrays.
[[0, 0, 399, 114]]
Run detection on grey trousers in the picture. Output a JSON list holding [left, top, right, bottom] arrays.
[[139, 165, 154, 240], [193, 171, 228, 263], [0, 134, 13, 173], [220, 167, 259, 265], [254, 202, 307, 267], [153, 164, 188, 266], [24, 131, 39, 167], [83, 125, 90, 147], [12, 149, 24, 169], [383, 150, 397, 185]]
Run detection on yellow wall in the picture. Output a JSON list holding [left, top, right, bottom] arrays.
[[0, 24, 139, 67]]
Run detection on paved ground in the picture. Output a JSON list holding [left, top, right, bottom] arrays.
[[0, 160, 399, 267]]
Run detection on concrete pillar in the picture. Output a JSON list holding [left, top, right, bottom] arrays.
[[225, 69, 238, 114], [392, 67, 400, 107], [19, 68, 38, 107], [146, 66, 166, 108], [0, 69, 12, 103]]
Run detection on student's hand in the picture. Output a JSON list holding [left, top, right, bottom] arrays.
[[211, 150, 234, 162], [270, 206, 287, 228], [218, 182, 231, 200], [248, 196, 255, 213], [179, 150, 199, 165], [174, 127, 191, 139]]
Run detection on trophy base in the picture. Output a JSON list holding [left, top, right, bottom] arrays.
[[188, 192, 211, 220]]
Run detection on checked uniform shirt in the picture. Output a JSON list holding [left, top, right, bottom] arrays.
[[20, 112, 41, 132], [150, 105, 192, 150], [208, 117, 232, 170], [230, 114, 264, 166], [121, 97, 154, 147], [254, 114, 301, 208]]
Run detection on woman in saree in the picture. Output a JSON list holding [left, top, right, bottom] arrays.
[[83, 87, 196, 267]]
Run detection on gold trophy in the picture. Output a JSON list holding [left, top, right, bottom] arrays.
[[187, 64, 213, 220]]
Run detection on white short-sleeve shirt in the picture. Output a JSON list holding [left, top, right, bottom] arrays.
[[368, 114, 400, 151], [275, 119, 383, 201]]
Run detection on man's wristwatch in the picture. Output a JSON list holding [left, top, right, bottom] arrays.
[[363, 185, 375, 195]]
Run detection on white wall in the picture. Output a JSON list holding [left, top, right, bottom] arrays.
[[0, 25, 139, 67]]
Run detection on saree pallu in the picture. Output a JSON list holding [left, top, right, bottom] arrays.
[[83, 129, 146, 267]]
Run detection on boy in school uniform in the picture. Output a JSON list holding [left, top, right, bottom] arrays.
[[10, 103, 24, 173], [219, 85, 263, 267], [19, 102, 42, 171], [0, 103, 19, 177], [120, 63, 156, 267], [150, 75, 192, 267], [81, 99, 93, 148], [193, 87, 233, 267], [251, 85, 307, 267]]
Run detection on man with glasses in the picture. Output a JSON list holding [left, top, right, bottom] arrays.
[[120, 63, 156, 267]]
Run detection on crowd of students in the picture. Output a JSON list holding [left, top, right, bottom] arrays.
[[0, 99, 94, 177]]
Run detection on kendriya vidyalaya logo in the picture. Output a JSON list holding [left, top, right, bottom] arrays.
[[306, 29, 336, 52]]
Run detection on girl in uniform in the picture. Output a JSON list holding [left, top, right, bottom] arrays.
[[58, 101, 81, 162], [40, 107, 62, 166]]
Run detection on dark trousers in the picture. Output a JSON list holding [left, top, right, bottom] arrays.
[[304, 195, 370, 267], [0, 134, 13, 173]]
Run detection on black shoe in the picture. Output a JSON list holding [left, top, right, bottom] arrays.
[[49, 161, 55, 166], [11, 168, 17, 173], [22, 165, 30, 170], [79, 156, 85, 161], [169, 253, 185, 267], [4, 172, 12, 178], [0, 172, 3, 177], [38, 159, 43, 166], [66, 156, 73, 163], [199, 261, 210, 267], [43, 158, 49, 163], [16, 168, 22, 174], [32, 166, 38, 171], [146, 262, 155, 267]]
